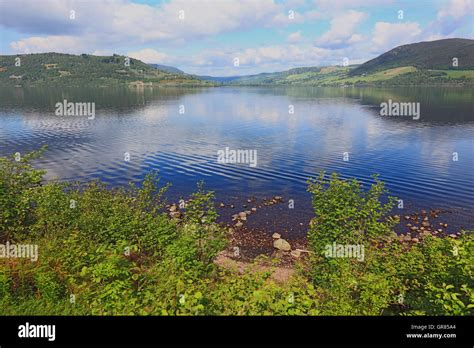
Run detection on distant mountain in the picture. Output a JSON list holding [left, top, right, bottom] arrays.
[[350, 38, 474, 76], [1, 39, 473, 88], [226, 39, 474, 86], [148, 65, 244, 82], [188, 67, 325, 84], [149, 63, 185, 74], [213, 67, 325, 85], [227, 66, 350, 85], [0, 53, 212, 87]]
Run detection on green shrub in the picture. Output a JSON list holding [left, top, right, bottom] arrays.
[[386, 233, 473, 315], [307, 172, 396, 253], [306, 171, 473, 315], [0, 151, 472, 316], [0, 146, 46, 239]]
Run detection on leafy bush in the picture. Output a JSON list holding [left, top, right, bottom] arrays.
[[0, 150, 227, 314], [385, 233, 473, 315], [0, 146, 46, 239], [306, 171, 473, 315], [307, 172, 396, 251], [207, 268, 321, 315], [0, 152, 472, 316]]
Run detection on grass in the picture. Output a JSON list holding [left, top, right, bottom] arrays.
[[230, 65, 474, 86], [439, 70, 474, 79]]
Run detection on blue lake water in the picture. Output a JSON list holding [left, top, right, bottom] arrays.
[[0, 86, 473, 235]]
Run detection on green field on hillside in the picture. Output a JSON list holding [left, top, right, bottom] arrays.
[[0, 53, 213, 87]]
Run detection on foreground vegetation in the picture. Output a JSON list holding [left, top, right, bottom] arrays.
[[0, 148, 472, 315]]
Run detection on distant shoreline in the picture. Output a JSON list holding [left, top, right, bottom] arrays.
[[2, 82, 473, 88]]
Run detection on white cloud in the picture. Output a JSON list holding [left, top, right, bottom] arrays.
[[371, 22, 422, 52], [127, 48, 170, 64], [313, 0, 394, 10], [176, 44, 342, 75], [2, 0, 472, 75], [315, 10, 367, 48], [10, 36, 85, 54], [368, 0, 473, 55], [3, 0, 298, 54], [238, 45, 331, 66], [429, 0, 474, 37], [272, 10, 305, 25], [0, 0, 81, 35], [287, 31, 303, 43], [303, 10, 324, 20], [92, 49, 115, 56], [437, 0, 474, 20]]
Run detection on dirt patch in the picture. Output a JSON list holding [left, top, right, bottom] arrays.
[[214, 251, 296, 284]]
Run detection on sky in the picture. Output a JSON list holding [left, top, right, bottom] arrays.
[[0, 0, 473, 76]]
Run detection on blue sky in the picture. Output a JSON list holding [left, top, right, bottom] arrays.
[[0, 0, 473, 76]]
